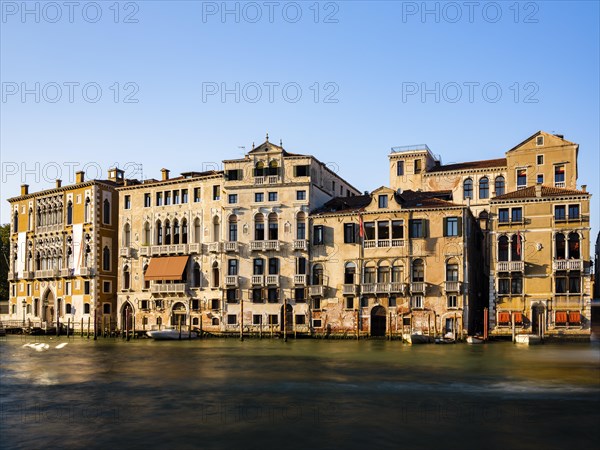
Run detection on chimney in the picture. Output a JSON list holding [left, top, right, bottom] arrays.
[[581, 185, 587, 192], [21, 184, 29, 196], [535, 183, 542, 198], [75, 171, 85, 183], [56, 179, 62, 188], [161, 168, 170, 181]]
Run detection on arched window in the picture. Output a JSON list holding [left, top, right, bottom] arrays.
[[411, 259, 424, 282], [568, 232, 580, 259], [391, 264, 404, 283], [84, 197, 91, 222], [143, 264, 150, 289], [173, 219, 180, 244], [84, 245, 91, 267], [446, 259, 459, 281], [254, 161, 265, 177], [296, 212, 306, 240], [194, 218, 201, 244], [212, 262, 220, 287], [463, 179, 473, 200], [495, 176, 505, 196], [35, 252, 41, 271], [13, 211, 18, 233], [479, 177, 489, 199], [103, 199, 110, 224], [377, 262, 390, 283], [268, 213, 278, 240], [67, 247, 73, 269], [164, 219, 171, 245], [254, 213, 265, 240], [212, 216, 220, 242], [268, 160, 278, 176], [181, 219, 188, 244], [156, 220, 163, 245], [66, 201, 73, 225], [498, 236, 509, 261], [228, 215, 238, 242], [511, 234, 522, 261], [123, 265, 130, 290], [102, 246, 110, 271], [363, 263, 376, 284], [143, 222, 150, 245], [312, 264, 324, 285], [28, 208, 33, 230], [192, 262, 201, 287], [555, 233, 566, 260], [37, 207, 42, 227], [123, 223, 131, 247], [344, 262, 356, 284]]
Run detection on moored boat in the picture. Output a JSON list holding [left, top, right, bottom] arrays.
[[515, 334, 542, 345], [404, 333, 434, 344], [466, 336, 485, 344], [147, 327, 198, 340]]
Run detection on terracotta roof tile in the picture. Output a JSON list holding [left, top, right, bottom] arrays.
[[427, 158, 507, 173], [492, 185, 588, 200]]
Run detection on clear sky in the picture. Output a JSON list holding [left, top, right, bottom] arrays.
[[1, 1, 599, 245]]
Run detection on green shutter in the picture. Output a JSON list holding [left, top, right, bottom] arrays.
[[457, 216, 463, 237]]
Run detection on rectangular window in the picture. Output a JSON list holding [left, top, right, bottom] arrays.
[[313, 225, 324, 245], [267, 288, 278, 303], [182, 189, 188, 203], [227, 169, 242, 181], [344, 223, 356, 244], [555, 274, 567, 294], [84, 281, 90, 295], [253, 314, 262, 325], [448, 295, 457, 308], [498, 278, 510, 295], [360, 297, 368, 308], [141, 300, 149, 310], [194, 187, 201, 202], [511, 208, 523, 223], [296, 190, 306, 201], [228, 259, 238, 276], [537, 174, 544, 184], [124, 195, 131, 209], [173, 190, 180, 204], [391, 220, 404, 239], [268, 315, 278, 325], [268, 192, 278, 202], [414, 159, 422, 174], [103, 281, 111, 293], [397, 161, 404, 176], [345, 297, 354, 309], [211, 299, 219, 310], [156, 192, 163, 206], [568, 204, 579, 220], [227, 314, 237, 325], [568, 275, 580, 293], [364, 222, 375, 240], [253, 258, 264, 275], [226, 289, 238, 303], [378, 195, 388, 208], [444, 217, 459, 237], [297, 257, 307, 275], [537, 154, 544, 165], [84, 303, 90, 314], [252, 288, 263, 303], [331, 181, 335, 193], [536, 136, 544, 146], [268, 258, 279, 275], [296, 315, 306, 325], [144, 193, 151, 208], [212, 186, 220, 201], [554, 165, 565, 185], [65, 282, 71, 295], [165, 191, 171, 205], [409, 219, 425, 238], [313, 298, 321, 310], [294, 287, 306, 302], [313, 319, 322, 328], [498, 208, 509, 223], [378, 221, 390, 239], [228, 194, 238, 204], [388, 297, 396, 307], [255, 192, 264, 202], [555, 205, 566, 221], [412, 296, 423, 308], [294, 165, 309, 177], [103, 303, 111, 314], [517, 169, 527, 188]]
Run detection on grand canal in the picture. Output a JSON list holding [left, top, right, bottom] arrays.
[[1, 337, 598, 449]]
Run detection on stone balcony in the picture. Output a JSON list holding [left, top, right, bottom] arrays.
[[410, 282, 425, 294], [223, 241, 239, 252], [144, 244, 190, 256], [225, 275, 239, 287], [364, 239, 405, 249], [254, 175, 281, 185], [150, 283, 187, 294], [293, 274, 307, 285], [265, 275, 280, 286], [79, 267, 94, 277], [293, 240, 308, 251], [309, 285, 325, 297], [251, 275, 264, 286], [552, 259, 583, 271], [445, 281, 461, 293], [119, 247, 132, 258], [496, 261, 524, 272], [342, 284, 357, 295], [250, 240, 280, 251]]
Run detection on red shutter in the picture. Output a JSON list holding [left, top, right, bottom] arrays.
[[568, 312, 581, 324], [555, 311, 568, 324]]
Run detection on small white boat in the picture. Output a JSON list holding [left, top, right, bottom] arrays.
[[515, 334, 542, 345], [147, 327, 198, 340], [466, 336, 485, 344], [404, 333, 434, 344]]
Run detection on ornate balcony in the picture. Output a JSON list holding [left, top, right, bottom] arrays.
[[410, 282, 425, 294], [309, 285, 325, 297], [60, 268, 74, 278], [553, 259, 583, 271], [266, 275, 280, 286], [207, 242, 221, 253], [294, 274, 307, 285], [375, 282, 391, 293], [23, 271, 34, 280], [496, 261, 524, 272], [7, 271, 15, 281], [150, 283, 187, 294], [250, 240, 280, 251], [225, 275, 239, 287], [342, 284, 357, 295], [188, 243, 201, 254], [149, 244, 189, 256], [389, 282, 407, 294], [293, 239, 308, 251], [139, 246, 150, 256], [120, 247, 132, 258], [79, 267, 94, 277], [361, 283, 376, 294], [251, 275, 264, 286], [445, 281, 461, 293], [224, 241, 239, 252]]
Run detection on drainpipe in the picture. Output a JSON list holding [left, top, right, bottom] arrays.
[[462, 206, 469, 337]]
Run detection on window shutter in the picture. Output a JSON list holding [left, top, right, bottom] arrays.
[[457, 217, 463, 237], [423, 219, 429, 238], [443, 218, 448, 237], [236, 289, 240, 301]]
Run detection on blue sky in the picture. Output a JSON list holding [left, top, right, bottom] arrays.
[[1, 1, 599, 243]]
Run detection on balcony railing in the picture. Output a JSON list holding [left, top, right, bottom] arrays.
[[35, 268, 60, 279], [251, 275, 264, 286], [364, 239, 405, 248], [266, 275, 280, 286], [496, 261, 524, 272], [224, 241, 239, 252], [60, 268, 74, 278], [309, 285, 325, 297], [554, 181, 566, 188], [7, 271, 15, 281], [293, 240, 308, 251], [391, 239, 405, 247], [139, 246, 149, 256], [364, 240, 376, 248], [207, 242, 221, 253], [149, 244, 189, 256], [294, 274, 307, 285], [553, 259, 583, 271], [79, 267, 94, 277], [445, 281, 461, 293], [150, 283, 187, 294], [250, 240, 280, 251], [390, 282, 406, 294], [410, 282, 425, 294], [188, 243, 201, 254], [375, 282, 391, 293], [361, 283, 376, 294], [342, 284, 357, 295], [120, 247, 131, 258], [225, 275, 239, 286], [23, 271, 34, 280], [254, 175, 280, 185]]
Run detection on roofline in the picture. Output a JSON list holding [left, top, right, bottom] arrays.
[[506, 130, 577, 153], [116, 172, 224, 191], [7, 179, 119, 202]]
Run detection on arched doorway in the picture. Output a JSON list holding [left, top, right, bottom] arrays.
[[371, 305, 386, 337], [171, 302, 187, 327], [42, 289, 55, 324], [281, 303, 293, 332], [531, 303, 545, 335], [121, 302, 134, 331]]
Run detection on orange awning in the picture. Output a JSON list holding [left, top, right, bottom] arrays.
[[555, 311, 568, 323], [568, 312, 581, 324], [513, 312, 523, 324], [145, 256, 189, 280], [498, 312, 510, 323]]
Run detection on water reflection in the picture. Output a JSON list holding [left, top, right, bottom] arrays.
[[1, 337, 598, 449]]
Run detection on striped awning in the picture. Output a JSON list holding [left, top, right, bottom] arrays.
[[145, 256, 189, 281]]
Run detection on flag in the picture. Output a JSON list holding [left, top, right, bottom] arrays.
[[358, 212, 365, 239], [516, 231, 522, 257]]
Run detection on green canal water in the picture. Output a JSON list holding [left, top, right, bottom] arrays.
[[1, 336, 599, 449]]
